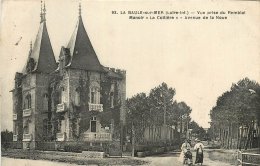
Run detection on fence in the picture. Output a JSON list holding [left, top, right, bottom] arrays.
[[2, 141, 23, 149], [237, 150, 260, 166], [35, 141, 56, 151]]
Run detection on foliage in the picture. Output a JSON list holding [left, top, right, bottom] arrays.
[[189, 121, 206, 140], [126, 82, 193, 144], [1, 130, 13, 150], [209, 77, 260, 149], [210, 77, 260, 126]]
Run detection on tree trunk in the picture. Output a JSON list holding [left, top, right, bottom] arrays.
[[132, 121, 135, 157], [227, 125, 230, 149], [237, 125, 240, 149]]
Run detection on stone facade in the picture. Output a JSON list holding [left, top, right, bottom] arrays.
[[11, 4, 126, 150]]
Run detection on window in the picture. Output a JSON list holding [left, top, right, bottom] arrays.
[[90, 116, 97, 132], [60, 87, 65, 103], [14, 125, 18, 135], [23, 120, 30, 134], [24, 94, 31, 109], [57, 120, 61, 133], [90, 87, 100, 104], [43, 94, 48, 111], [110, 92, 114, 108], [75, 88, 80, 106]]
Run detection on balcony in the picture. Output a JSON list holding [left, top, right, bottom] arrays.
[[56, 103, 65, 113], [89, 103, 103, 112], [13, 135, 18, 141], [82, 132, 112, 141], [23, 134, 32, 141], [56, 132, 65, 141], [13, 114, 17, 120], [23, 108, 31, 117]]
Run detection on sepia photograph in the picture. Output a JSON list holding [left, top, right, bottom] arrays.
[[0, 0, 259, 165]]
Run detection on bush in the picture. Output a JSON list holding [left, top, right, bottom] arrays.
[[82, 146, 104, 152], [63, 142, 107, 153], [64, 144, 82, 153]]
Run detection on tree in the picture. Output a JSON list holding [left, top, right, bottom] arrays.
[[209, 78, 260, 149], [126, 93, 149, 144], [126, 82, 193, 145], [148, 82, 176, 126], [1, 130, 13, 150], [189, 121, 206, 140]]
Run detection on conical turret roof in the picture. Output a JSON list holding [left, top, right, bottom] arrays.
[[66, 14, 104, 72], [23, 3, 57, 74]]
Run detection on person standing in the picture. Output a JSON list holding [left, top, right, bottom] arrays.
[[178, 139, 191, 164], [194, 138, 204, 165]]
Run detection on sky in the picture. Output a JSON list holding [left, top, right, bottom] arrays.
[[0, 0, 259, 131]]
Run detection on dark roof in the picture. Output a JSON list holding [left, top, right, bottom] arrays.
[[66, 16, 104, 72], [22, 21, 57, 74]]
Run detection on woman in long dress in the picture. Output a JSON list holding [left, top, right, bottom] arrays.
[[178, 139, 191, 164], [194, 139, 204, 165]]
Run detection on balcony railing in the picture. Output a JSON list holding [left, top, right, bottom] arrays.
[[23, 134, 32, 141], [56, 132, 65, 141], [13, 114, 17, 120], [13, 135, 18, 141], [88, 103, 103, 112], [57, 103, 65, 113], [23, 108, 32, 117], [82, 132, 112, 141]]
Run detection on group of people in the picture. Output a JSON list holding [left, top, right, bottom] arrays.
[[178, 138, 204, 165]]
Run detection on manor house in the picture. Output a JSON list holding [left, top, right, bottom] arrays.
[[11, 3, 126, 149]]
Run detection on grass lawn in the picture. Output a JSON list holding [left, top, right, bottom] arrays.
[[2, 149, 149, 165]]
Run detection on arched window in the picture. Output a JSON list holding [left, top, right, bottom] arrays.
[[110, 92, 114, 108], [75, 88, 80, 106], [43, 94, 48, 111], [24, 94, 31, 109], [90, 87, 100, 104]]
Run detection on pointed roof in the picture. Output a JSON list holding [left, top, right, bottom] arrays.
[[22, 2, 57, 74], [31, 22, 57, 73], [66, 8, 104, 72]]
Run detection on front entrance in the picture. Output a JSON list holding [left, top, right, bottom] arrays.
[[90, 117, 97, 132]]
